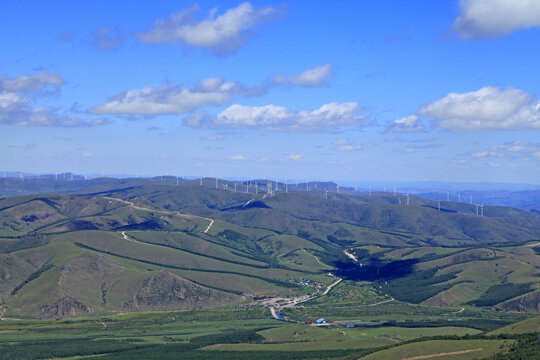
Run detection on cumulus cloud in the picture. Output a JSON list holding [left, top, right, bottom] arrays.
[[452, 0, 540, 39], [89, 27, 124, 51], [137, 2, 284, 55], [388, 114, 424, 132], [272, 63, 333, 87], [183, 102, 365, 132], [89, 77, 265, 115], [287, 154, 301, 160], [417, 86, 540, 131], [0, 72, 107, 127], [0, 71, 64, 93]]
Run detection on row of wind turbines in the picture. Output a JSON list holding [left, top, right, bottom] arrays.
[[2, 171, 486, 217]]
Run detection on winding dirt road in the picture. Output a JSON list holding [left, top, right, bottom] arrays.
[[405, 348, 483, 359], [103, 196, 214, 234]]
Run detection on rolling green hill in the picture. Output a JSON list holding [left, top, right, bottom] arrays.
[[0, 178, 539, 319]]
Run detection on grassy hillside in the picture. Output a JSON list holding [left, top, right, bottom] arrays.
[[0, 179, 539, 319]]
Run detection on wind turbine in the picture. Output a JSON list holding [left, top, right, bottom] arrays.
[[337, 184, 340, 193], [438, 200, 441, 211], [481, 204, 484, 217], [447, 191, 449, 201], [325, 190, 328, 199], [393, 186, 396, 195], [369, 186, 372, 196], [215, 177, 218, 189], [200, 177, 203, 186], [458, 194, 461, 203], [406, 191, 410, 206]]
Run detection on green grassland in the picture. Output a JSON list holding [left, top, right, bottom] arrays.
[[488, 315, 540, 335], [0, 307, 537, 359], [358, 339, 508, 360]]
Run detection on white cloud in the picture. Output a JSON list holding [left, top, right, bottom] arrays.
[[137, 2, 284, 55], [472, 141, 540, 160], [0, 72, 106, 127], [472, 150, 492, 158], [90, 78, 265, 115], [404, 147, 415, 153], [287, 154, 301, 160], [452, 0, 540, 39], [228, 155, 245, 160], [339, 145, 363, 151], [202, 134, 224, 141], [0, 99, 108, 127], [0, 71, 64, 93], [417, 86, 540, 131], [272, 64, 333, 87], [535, 151, 540, 159], [335, 140, 373, 151], [388, 114, 424, 132], [184, 102, 365, 132]]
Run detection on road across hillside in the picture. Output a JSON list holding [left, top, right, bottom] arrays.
[[103, 196, 214, 234]]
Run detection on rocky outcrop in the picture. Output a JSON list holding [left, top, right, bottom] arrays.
[[496, 290, 540, 313], [122, 271, 232, 311], [41, 297, 93, 319]]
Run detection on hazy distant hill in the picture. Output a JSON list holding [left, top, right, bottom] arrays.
[[417, 189, 540, 213]]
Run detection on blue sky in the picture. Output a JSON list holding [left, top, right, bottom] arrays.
[[2, 0, 540, 183]]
